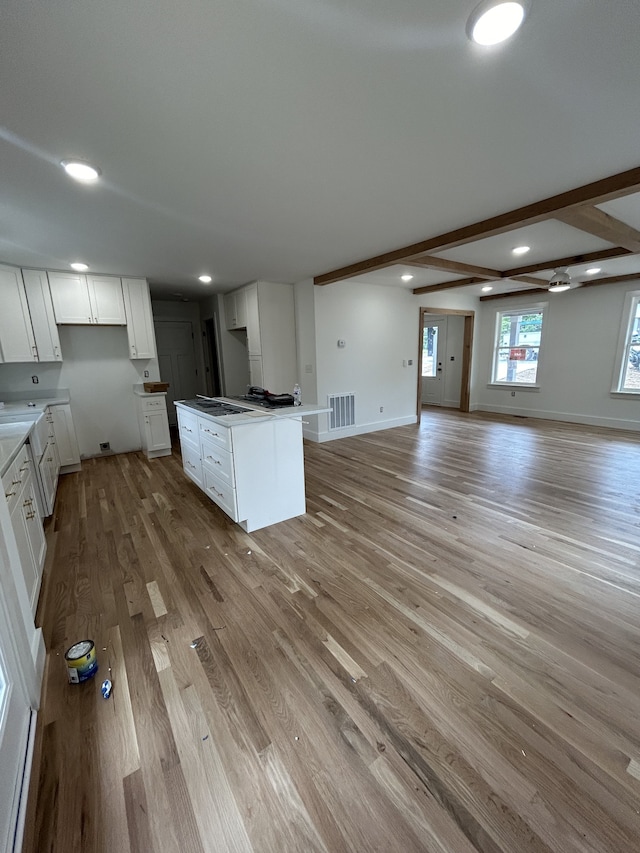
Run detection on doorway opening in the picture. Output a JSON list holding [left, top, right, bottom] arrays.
[[154, 319, 200, 426], [417, 307, 474, 422]]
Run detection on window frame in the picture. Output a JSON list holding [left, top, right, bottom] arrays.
[[612, 289, 640, 396], [489, 302, 547, 389]]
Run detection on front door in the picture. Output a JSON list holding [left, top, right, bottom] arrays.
[[421, 318, 446, 405], [154, 321, 199, 425]]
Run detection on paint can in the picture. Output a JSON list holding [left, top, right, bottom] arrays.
[[65, 640, 98, 684]]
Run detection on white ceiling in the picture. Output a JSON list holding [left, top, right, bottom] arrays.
[[1, 1, 640, 299]]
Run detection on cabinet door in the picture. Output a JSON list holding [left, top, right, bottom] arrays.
[[48, 272, 93, 324], [144, 411, 171, 451], [235, 288, 247, 328], [10, 486, 40, 616], [123, 278, 156, 358], [245, 284, 261, 355], [50, 405, 81, 467], [248, 355, 263, 388], [0, 265, 38, 362], [224, 292, 237, 329], [87, 276, 126, 324], [23, 270, 62, 361]]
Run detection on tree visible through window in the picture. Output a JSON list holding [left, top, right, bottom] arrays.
[[618, 293, 640, 392], [492, 308, 545, 385]]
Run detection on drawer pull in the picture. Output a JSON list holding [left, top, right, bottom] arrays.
[[205, 456, 221, 465], [203, 428, 220, 437], [5, 490, 16, 498], [185, 460, 198, 470], [26, 511, 36, 520], [209, 486, 224, 498], [12, 478, 21, 486], [23, 498, 32, 507], [183, 426, 193, 432]]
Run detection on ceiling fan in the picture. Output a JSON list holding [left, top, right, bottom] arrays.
[[548, 267, 573, 293]]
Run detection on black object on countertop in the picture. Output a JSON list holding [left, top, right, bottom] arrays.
[[235, 387, 295, 408]]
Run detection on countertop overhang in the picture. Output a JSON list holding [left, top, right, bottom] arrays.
[[175, 397, 330, 427]]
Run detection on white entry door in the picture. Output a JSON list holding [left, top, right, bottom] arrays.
[[0, 614, 32, 853], [154, 321, 200, 425], [421, 318, 447, 405]]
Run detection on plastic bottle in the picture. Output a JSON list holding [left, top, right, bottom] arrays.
[[293, 383, 302, 406]]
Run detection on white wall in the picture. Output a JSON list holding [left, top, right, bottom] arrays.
[[306, 281, 478, 442], [472, 280, 640, 431], [0, 325, 158, 457]]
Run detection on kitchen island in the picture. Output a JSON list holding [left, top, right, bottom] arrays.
[[175, 397, 329, 531]]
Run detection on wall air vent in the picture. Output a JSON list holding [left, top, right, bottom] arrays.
[[328, 393, 355, 430]]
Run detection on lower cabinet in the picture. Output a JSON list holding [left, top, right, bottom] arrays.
[[176, 405, 306, 532], [137, 394, 171, 458], [6, 453, 46, 616], [50, 404, 80, 468]]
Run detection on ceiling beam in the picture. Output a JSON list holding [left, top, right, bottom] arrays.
[[555, 206, 640, 252], [406, 255, 502, 279], [412, 277, 485, 295], [510, 275, 549, 287], [314, 165, 640, 285], [480, 270, 640, 301], [503, 246, 632, 277]]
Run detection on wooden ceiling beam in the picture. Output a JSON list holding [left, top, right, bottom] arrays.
[[479, 271, 640, 301], [412, 277, 485, 295], [503, 246, 632, 277], [555, 206, 640, 252], [406, 255, 502, 279], [510, 275, 549, 286], [314, 165, 640, 285]]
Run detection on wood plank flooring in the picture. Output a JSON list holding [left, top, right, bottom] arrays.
[[23, 409, 640, 852]]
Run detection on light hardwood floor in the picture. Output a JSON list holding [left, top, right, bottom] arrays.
[[23, 409, 640, 852]]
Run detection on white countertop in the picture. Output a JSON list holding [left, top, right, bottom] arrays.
[[0, 422, 34, 477], [175, 397, 331, 427]]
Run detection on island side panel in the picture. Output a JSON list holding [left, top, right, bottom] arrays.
[[232, 417, 305, 532]]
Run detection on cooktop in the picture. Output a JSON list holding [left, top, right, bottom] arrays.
[[182, 399, 251, 416]]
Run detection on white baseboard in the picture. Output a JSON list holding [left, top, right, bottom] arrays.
[[472, 403, 640, 432], [307, 414, 418, 444]]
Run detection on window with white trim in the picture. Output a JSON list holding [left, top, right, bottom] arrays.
[[617, 291, 640, 392], [491, 306, 545, 385]]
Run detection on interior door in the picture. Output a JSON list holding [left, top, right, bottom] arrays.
[[421, 318, 446, 405], [0, 614, 32, 853], [154, 321, 199, 425]]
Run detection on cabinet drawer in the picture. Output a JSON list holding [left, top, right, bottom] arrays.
[[198, 418, 232, 452], [202, 468, 238, 521], [141, 396, 166, 412], [2, 446, 32, 510], [200, 435, 235, 487], [181, 441, 203, 488], [177, 409, 198, 444]]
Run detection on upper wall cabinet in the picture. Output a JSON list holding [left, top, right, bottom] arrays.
[[224, 288, 247, 330], [48, 272, 126, 325], [21, 270, 62, 362], [0, 265, 38, 362], [122, 278, 156, 359]]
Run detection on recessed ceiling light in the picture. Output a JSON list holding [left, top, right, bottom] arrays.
[[401, 274, 414, 282], [586, 267, 601, 275], [481, 285, 494, 292], [467, 1, 528, 46], [60, 159, 101, 183], [70, 262, 89, 272], [199, 275, 212, 283], [512, 245, 530, 255]]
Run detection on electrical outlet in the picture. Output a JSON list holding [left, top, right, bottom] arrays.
[[379, 406, 384, 413], [511, 391, 516, 397], [144, 370, 150, 378], [408, 359, 413, 366], [305, 364, 313, 374], [31, 375, 39, 384], [100, 442, 110, 452]]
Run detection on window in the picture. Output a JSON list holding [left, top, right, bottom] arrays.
[[491, 306, 545, 385], [422, 324, 439, 377], [616, 291, 640, 392]]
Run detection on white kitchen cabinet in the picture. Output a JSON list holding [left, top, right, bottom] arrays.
[[245, 283, 261, 356], [136, 394, 171, 458], [49, 404, 80, 468], [49, 272, 126, 325], [0, 265, 38, 363], [7, 454, 46, 616], [224, 289, 247, 330], [248, 354, 263, 388], [122, 278, 157, 359], [22, 270, 62, 362]]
